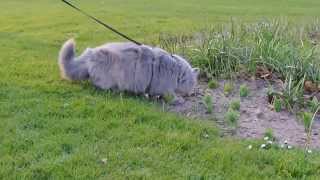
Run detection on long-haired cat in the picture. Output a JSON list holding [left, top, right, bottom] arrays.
[[59, 39, 199, 102]]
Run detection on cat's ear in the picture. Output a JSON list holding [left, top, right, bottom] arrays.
[[193, 68, 200, 76]]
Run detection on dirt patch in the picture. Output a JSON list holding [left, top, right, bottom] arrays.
[[309, 31, 320, 45], [168, 78, 320, 149]]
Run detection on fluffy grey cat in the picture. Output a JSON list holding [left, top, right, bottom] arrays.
[[58, 39, 199, 102]]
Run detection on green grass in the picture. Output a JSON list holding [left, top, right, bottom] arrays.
[[168, 20, 320, 81], [1, 0, 320, 179]]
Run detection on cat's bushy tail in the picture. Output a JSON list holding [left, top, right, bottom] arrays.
[[58, 39, 89, 81]]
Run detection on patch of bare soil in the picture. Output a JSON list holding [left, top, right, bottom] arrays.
[[309, 31, 320, 45], [169, 79, 320, 149]]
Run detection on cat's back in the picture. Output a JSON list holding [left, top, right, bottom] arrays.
[[98, 42, 139, 56]]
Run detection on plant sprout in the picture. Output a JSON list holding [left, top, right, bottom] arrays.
[[240, 84, 249, 97], [224, 82, 234, 95], [273, 97, 282, 112], [208, 79, 219, 89], [230, 99, 240, 111], [203, 95, 213, 114], [226, 109, 239, 127], [302, 106, 320, 153], [308, 97, 320, 113]]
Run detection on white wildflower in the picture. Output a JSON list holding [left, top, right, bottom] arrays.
[[264, 136, 269, 141], [101, 158, 108, 164], [267, 140, 273, 144], [261, 144, 266, 149]]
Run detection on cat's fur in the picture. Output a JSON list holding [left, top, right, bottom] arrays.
[[58, 39, 199, 100]]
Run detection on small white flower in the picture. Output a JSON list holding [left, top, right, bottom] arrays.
[[101, 158, 108, 164], [280, 144, 285, 149], [203, 134, 209, 138], [267, 140, 273, 144], [307, 149, 312, 154], [261, 144, 266, 149], [284, 140, 288, 144], [248, 145, 253, 150], [264, 136, 269, 141], [287, 145, 292, 149]]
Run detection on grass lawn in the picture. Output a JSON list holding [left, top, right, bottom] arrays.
[[1, 0, 320, 179]]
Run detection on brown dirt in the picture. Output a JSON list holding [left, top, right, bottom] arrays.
[[168, 78, 320, 149]]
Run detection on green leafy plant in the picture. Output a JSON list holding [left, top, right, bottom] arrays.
[[300, 107, 320, 152], [273, 97, 282, 112], [224, 82, 234, 95], [266, 85, 277, 104], [163, 20, 320, 85], [208, 79, 219, 89], [308, 97, 320, 113], [301, 112, 313, 132], [239, 84, 249, 97], [230, 99, 240, 111], [203, 95, 213, 114], [281, 74, 306, 111], [225, 109, 240, 127]]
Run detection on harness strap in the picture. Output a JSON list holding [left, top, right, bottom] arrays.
[[61, 0, 142, 46]]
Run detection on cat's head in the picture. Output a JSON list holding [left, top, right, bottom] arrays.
[[173, 55, 199, 96]]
